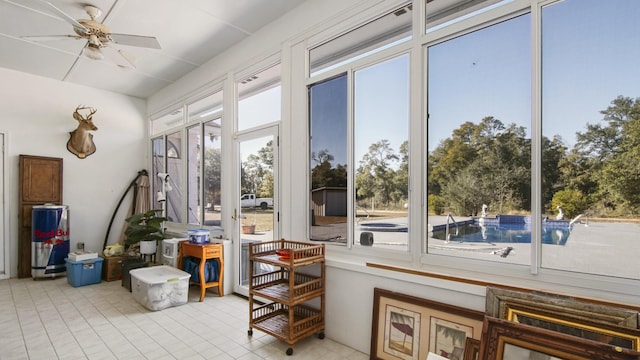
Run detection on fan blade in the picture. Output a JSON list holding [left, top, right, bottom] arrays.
[[109, 33, 161, 49], [22, 34, 83, 42], [101, 45, 136, 68], [37, 0, 89, 34]]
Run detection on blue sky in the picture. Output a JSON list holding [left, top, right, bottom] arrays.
[[303, 1, 640, 165], [541, 0, 640, 145], [429, 0, 640, 151]]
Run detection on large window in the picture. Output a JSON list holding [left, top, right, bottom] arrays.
[[238, 64, 281, 131], [540, 0, 640, 278], [307, 0, 640, 283], [166, 131, 183, 223], [354, 55, 410, 250], [150, 90, 223, 227], [309, 75, 348, 243], [309, 4, 411, 250], [426, 14, 531, 264]]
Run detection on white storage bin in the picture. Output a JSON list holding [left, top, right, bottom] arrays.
[[130, 265, 190, 311], [162, 238, 185, 258], [162, 255, 178, 267]]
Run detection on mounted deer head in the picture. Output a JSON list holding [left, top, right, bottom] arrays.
[[67, 105, 98, 159]]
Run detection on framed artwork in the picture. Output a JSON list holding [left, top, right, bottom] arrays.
[[462, 338, 479, 360], [479, 316, 640, 360], [485, 287, 639, 328], [485, 287, 640, 350], [371, 288, 484, 360]]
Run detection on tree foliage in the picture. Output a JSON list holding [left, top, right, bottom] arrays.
[[241, 140, 274, 197], [425, 96, 640, 218]]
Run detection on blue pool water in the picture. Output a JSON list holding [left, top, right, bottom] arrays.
[[431, 222, 571, 245]]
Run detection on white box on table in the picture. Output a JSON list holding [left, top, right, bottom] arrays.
[[162, 238, 185, 258], [68, 251, 98, 261], [129, 265, 191, 311]]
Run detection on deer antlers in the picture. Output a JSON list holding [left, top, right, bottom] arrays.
[[72, 105, 97, 122], [67, 105, 98, 159]]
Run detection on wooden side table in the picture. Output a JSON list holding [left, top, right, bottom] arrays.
[[177, 241, 224, 301]]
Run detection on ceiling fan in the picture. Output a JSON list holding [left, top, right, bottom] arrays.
[[23, 1, 161, 68]]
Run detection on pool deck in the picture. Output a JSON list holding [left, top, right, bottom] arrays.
[[307, 214, 639, 278], [426, 215, 640, 279]]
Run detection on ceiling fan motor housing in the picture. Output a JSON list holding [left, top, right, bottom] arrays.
[[75, 19, 112, 46]]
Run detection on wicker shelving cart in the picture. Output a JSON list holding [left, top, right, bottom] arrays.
[[248, 239, 325, 356]]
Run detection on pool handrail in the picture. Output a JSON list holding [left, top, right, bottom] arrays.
[[445, 213, 459, 242]]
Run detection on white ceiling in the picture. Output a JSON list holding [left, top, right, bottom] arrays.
[[0, 0, 307, 98]]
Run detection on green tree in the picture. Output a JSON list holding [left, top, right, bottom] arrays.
[[204, 147, 221, 206], [355, 140, 399, 208], [541, 135, 567, 211], [431, 117, 531, 215], [568, 96, 640, 214], [551, 189, 589, 219], [599, 97, 640, 213], [311, 149, 347, 189], [241, 141, 274, 197]]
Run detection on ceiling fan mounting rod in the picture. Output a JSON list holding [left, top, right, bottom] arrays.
[[84, 5, 102, 20]]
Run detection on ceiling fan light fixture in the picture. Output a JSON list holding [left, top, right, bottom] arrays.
[[83, 45, 104, 60]]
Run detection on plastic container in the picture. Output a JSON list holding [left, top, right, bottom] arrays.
[[188, 229, 210, 244], [121, 258, 149, 292], [65, 257, 103, 287], [161, 255, 178, 267], [129, 265, 191, 311], [162, 238, 184, 258]]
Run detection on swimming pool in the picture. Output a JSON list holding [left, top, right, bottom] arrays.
[[430, 220, 571, 245]]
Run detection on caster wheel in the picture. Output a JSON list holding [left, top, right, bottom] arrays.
[[318, 332, 325, 339], [286, 348, 293, 356], [248, 329, 253, 336]]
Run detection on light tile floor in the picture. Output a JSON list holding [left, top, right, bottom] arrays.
[[0, 277, 367, 360]]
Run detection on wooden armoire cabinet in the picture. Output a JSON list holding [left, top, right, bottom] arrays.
[[18, 155, 63, 278]]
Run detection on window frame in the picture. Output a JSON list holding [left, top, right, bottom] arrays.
[[304, 0, 640, 298], [148, 90, 225, 233]]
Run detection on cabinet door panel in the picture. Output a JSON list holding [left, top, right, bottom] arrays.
[[21, 157, 62, 203]]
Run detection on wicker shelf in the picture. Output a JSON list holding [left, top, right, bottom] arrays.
[[248, 239, 325, 356]]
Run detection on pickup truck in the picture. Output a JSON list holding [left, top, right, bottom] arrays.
[[241, 194, 273, 209]]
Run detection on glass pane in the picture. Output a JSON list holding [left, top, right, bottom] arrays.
[[426, 0, 512, 33], [238, 64, 281, 131], [204, 118, 222, 226], [151, 108, 183, 135], [187, 125, 200, 225], [239, 135, 275, 286], [540, 0, 640, 278], [354, 55, 409, 250], [188, 92, 223, 123], [309, 75, 348, 244], [151, 137, 165, 211], [310, 4, 412, 77], [427, 14, 531, 263], [166, 131, 183, 223]]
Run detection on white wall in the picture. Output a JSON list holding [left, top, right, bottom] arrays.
[[0, 67, 147, 277]]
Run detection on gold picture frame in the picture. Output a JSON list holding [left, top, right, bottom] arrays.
[[485, 286, 639, 328], [485, 287, 640, 350], [371, 288, 484, 360], [479, 316, 640, 360]]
